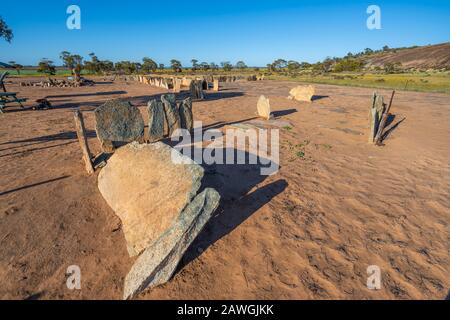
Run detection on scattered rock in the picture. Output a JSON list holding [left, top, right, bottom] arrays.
[[289, 85, 315, 102], [257, 95, 271, 120]]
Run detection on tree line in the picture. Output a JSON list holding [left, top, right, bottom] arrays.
[[1, 17, 405, 76]]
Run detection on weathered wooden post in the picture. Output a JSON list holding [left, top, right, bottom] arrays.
[[368, 92, 385, 144], [74, 110, 94, 174], [374, 91, 396, 145]]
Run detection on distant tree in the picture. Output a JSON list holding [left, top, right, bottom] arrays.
[[210, 62, 219, 71], [37, 59, 56, 75], [142, 57, 158, 73], [8, 61, 23, 75], [0, 17, 13, 42], [287, 60, 301, 73], [384, 62, 402, 74], [266, 63, 275, 72], [191, 59, 199, 71], [221, 61, 233, 72], [159, 63, 165, 70], [98, 60, 114, 74], [170, 59, 182, 72], [333, 58, 364, 72], [235, 61, 247, 70], [114, 61, 139, 74], [272, 59, 287, 71], [200, 62, 210, 71], [382, 45, 390, 52], [60, 51, 83, 81], [364, 48, 374, 55], [300, 62, 311, 69]]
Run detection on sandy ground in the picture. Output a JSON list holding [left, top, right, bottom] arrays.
[[0, 77, 448, 300]]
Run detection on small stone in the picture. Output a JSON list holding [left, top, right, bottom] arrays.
[[289, 85, 315, 102], [257, 95, 271, 120]]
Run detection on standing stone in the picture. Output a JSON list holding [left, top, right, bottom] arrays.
[[173, 78, 181, 93], [257, 95, 271, 120], [162, 79, 169, 90], [161, 94, 181, 136], [213, 79, 219, 92], [202, 80, 208, 90], [123, 187, 220, 299], [178, 97, 193, 131], [147, 99, 165, 142], [94, 100, 144, 151], [289, 85, 315, 102], [97, 142, 208, 256], [190, 80, 204, 100]]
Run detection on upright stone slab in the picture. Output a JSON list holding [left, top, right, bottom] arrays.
[[94, 100, 144, 151], [123, 187, 220, 299], [289, 85, 315, 102], [147, 99, 165, 142], [190, 80, 204, 100], [178, 97, 193, 131], [173, 78, 181, 93], [257, 95, 271, 120], [202, 80, 208, 90], [161, 94, 181, 136], [213, 79, 219, 92]]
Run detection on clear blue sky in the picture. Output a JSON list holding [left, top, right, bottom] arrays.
[[1, 0, 449, 66]]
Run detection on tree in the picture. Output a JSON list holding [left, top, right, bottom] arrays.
[[170, 59, 182, 72], [235, 61, 247, 70], [8, 61, 23, 75], [191, 59, 199, 71], [200, 62, 210, 71], [287, 60, 301, 73], [142, 57, 158, 73], [0, 17, 13, 42], [384, 62, 402, 74], [37, 59, 56, 75], [364, 48, 374, 55], [159, 63, 165, 71], [210, 62, 219, 71], [60, 51, 83, 81], [272, 59, 287, 71], [221, 61, 233, 72], [333, 58, 364, 72], [382, 45, 390, 52], [98, 60, 114, 74], [114, 61, 139, 74]]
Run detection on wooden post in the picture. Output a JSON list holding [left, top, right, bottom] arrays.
[[74, 110, 95, 174], [374, 90, 395, 145]]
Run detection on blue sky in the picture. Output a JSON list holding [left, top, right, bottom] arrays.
[[1, 0, 449, 66]]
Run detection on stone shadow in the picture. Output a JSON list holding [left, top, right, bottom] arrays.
[[165, 145, 286, 273]]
